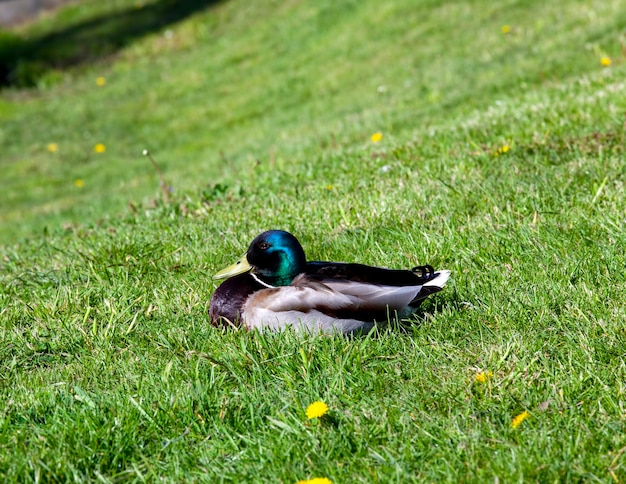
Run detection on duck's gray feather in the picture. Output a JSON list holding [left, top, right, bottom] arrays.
[[241, 274, 440, 334]]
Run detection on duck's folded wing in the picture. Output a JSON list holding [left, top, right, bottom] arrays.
[[241, 275, 424, 334], [319, 279, 424, 311], [306, 261, 434, 285]]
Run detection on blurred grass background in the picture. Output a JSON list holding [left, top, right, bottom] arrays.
[[1, 0, 623, 244]]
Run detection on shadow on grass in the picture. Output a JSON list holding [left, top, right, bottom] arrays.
[[381, 294, 459, 336], [0, 0, 222, 87]]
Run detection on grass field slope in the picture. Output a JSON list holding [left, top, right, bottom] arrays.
[[1, 0, 626, 481]]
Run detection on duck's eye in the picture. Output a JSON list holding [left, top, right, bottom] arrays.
[[258, 242, 270, 250]]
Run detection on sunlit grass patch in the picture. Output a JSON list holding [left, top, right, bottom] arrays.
[[1, 0, 626, 481]]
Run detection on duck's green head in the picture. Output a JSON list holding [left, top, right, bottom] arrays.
[[213, 230, 307, 286]]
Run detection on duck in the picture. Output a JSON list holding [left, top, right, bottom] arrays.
[[209, 230, 450, 334]]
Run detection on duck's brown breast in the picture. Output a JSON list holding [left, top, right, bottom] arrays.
[[209, 274, 263, 328]]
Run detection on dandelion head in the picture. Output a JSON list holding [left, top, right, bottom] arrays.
[[370, 132, 383, 143], [501, 25, 511, 34], [474, 370, 493, 383], [326, 184, 333, 191], [600, 56, 612, 67], [495, 144, 511, 156], [511, 410, 530, 429], [96, 76, 106, 86], [47, 143, 58, 153], [305, 401, 329, 419], [74, 179, 85, 188], [94, 143, 106, 153]]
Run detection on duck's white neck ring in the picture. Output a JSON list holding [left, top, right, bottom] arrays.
[[251, 273, 276, 289]]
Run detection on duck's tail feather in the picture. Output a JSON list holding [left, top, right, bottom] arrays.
[[409, 270, 451, 306]]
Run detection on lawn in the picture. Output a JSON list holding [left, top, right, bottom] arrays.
[[1, 0, 625, 481]]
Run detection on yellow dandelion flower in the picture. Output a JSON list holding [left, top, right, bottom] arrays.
[[600, 56, 612, 67], [74, 179, 85, 188], [94, 143, 106, 153], [47, 143, 58, 152], [474, 370, 493, 383], [371, 132, 383, 143], [296, 478, 332, 484], [96, 76, 106, 86], [501, 24, 511, 34], [326, 184, 333, 190], [511, 410, 530, 429], [305, 401, 329, 419], [495, 144, 511, 156]]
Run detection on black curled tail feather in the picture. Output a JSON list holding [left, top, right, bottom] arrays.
[[411, 264, 435, 282]]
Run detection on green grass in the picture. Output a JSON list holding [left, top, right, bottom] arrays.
[[1, 0, 626, 481]]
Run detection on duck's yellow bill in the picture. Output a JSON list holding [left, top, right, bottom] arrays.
[[213, 254, 252, 280]]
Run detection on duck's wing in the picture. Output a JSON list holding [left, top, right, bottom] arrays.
[[307, 261, 452, 305], [305, 261, 438, 285], [242, 275, 425, 334]]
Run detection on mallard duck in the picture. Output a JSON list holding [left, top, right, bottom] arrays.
[[209, 230, 450, 334]]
